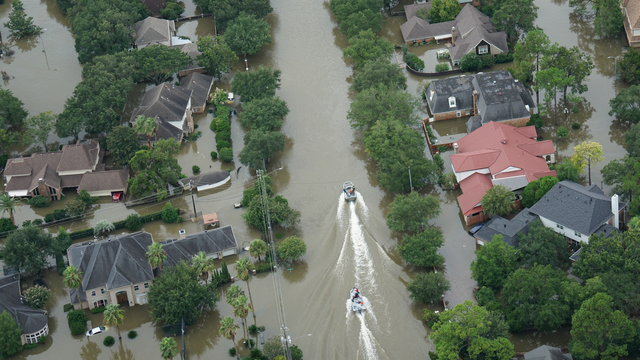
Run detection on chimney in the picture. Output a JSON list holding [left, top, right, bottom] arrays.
[[453, 143, 459, 154], [612, 194, 619, 229], [472, 90, 478, 115], [451, 27, 456, 46]]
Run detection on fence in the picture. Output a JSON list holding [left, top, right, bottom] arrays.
[[175, 14, 212, 22], [406, 65, 464, 78]]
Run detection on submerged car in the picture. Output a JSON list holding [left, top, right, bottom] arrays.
[[86, 326, 106, 337]]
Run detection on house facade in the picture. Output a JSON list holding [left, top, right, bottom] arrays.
[[67, 232, 155, 310], [425, 70, 536, 127], [0, 275, 49, 345], [623, 0, 640, 48], [449, 121, 555, 225]]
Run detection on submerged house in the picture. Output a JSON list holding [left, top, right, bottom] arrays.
[[160, 225, 239, 266], [180, 72, 215, 113], [0, 275, 49, 345], [133, 17, 176, 48]]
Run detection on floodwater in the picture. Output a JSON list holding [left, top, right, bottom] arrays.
[[0, 0, 632, 358]]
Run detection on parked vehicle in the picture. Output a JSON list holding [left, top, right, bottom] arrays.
[[86, 326, 106, 337]]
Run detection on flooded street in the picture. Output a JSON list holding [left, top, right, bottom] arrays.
[[0, 0, 633, 357]]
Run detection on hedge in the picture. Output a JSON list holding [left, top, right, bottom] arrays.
[[69, 210, 164, 240], [90, 306, 107, 314], [67, 310, 87, 335], [255, 261, 274, 274]]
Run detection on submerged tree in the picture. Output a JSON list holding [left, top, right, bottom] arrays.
[[4, 0, 42, 38]]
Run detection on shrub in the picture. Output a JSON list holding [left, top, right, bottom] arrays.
[[216, 118, 231, 132], [23, 286, 51, 308], [527, 114, 543, 129], [23, 343, 39, 349], [44, 213, 55, 223], [0, 154, 8, 168], [192, 165, 200, 174], [103, 336, 115, 347], [94, 220, 115, 237], [557, 126, 568, 138], [210, 151, 218, 159], [229, 348, 237, 356], [215, 130, 231, 143], [254, 261, 274, 273], [248, 324, 258, 335], [28, 195, 50, 208], [433, 154, 445, 171], [209, 118, 217, 132], [216, 140, 231, 152], [161, 203, 180, 223], [494, 53, 514, 64], [572, 122, 581, 129], [53, 209, 68, 221], [63, 303, 74, 312], [459, 52, 483, 72], [125, 214, 142, 231], [32, 218, 43, 226], [90, 306, 106, 314], [435, 63, 450, 72], [437, 145, 448, 153], [219, 148, 233, 162], [405, 53, 425, 71], [480, 55, 496, 68], [0, 218, 17, 233], [67, 310, 87, 335], [38, 335, 47, 344], [128, 330, 138, 339]]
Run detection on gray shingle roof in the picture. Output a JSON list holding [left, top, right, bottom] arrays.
[[67, 232, 155, 292], [524, 345, 573, 360], [134, 17, 175, 47], [426, 75, 475, 115], [131, 83, 192, 125], [0, 275, 48, 335], [474, 210, 538, 247], [180, 72, 214, 109], [160, 226, 238, 267], [529, 180, 626, 236]]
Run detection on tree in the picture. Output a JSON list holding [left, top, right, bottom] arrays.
[[517, 220, 569, 269], [239, 97, 289, 131], [249, 239, 268, 261], [342, 30, 394, 69], [593, 0, 623, 37], [571, 141, 604, 186], [459, 52, 483, 72], [243, 194, 301, 232], [204, 0, 273, 31], [510, 29, 550, 84], [26, 112, 56, 151], [0, 311, 23, 358], [239, 129, 285, 170], [521, 176, 559, 208], [470, 235, 519, 289], [128, 139, 182, 197], [601, 156, 640, 214], [235, 258, 256, 319], [625, 122, 640, 157], [23, 285, 51, 308], [223, 13, 272, 57], [159, 337, 179, 360], [196, 35, 238, 78], [147, 261, 217, 324], [231, 65, 281, 103], [160, 1, 184, 20], [481, 184, 515, 218], [503, 265, 572, 332], [407, 272, 450, 303], [398, 227, 445, 267], [134, 115, 157, 149], [430, 300, 514, 360], [404, 53, 425, 71], [0, 89, 27, 152], [338, 7, 383, 39], [94, 220, 115, 238], [386, 192, 441, 233], [192, 251, 213, 284], [491, 0, 538, 43], [276, 236, 306, 263], [542, 44, 594, 100], [219, 317, 240, 359], [0, 194, 20, 226], [107, 126, 141, 165], [103, 304, 124, 339], [3, 226, 53, 275], [3, 0, 42, 38], [348, 86, 420, 131], [132, 45, 191, 84], [63, 266, 84, 300], [350, 57, 407, 93], [573, 233, 625, 281], [553, 158, 581, 183], [570, 293, 636, 360], [231, 294, 252, 339], [619, 47, 640, 85], [146, 243, 167, 275], [55, 97, 85, 141], [609, 85, 640, 124], [428, 0, 460, 23], [535, 66, 570, 125]]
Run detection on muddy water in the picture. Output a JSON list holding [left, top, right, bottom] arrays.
[[0, 0, 633, 358]]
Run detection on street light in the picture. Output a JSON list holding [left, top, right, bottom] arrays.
[[608, 56, 617, 79]]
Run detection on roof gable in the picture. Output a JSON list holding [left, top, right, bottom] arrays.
[[134, 17, 175, 46], [180, 72, 215, 108]]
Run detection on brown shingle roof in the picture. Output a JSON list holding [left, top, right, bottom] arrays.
[[180, 72, 214, 109], [77, 169, 129, 193], [57, 139, 99, 172], [134, 17, 175, 47]]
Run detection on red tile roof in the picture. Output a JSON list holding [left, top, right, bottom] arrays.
[[458, 173, 493, 216]]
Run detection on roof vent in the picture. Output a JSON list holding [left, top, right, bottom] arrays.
[[493, 81, 496, 84]]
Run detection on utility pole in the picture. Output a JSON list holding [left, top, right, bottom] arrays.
[[189, 181, 197, 217], [181, 317, 186, 360], [408, 166, 413, 193]]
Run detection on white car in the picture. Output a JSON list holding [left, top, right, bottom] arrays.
[[227, 92, 234, 102], [86, 326, 106, 337]]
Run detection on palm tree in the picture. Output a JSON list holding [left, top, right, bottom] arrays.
[[202, 257, 216, 285], [159, 337, 179, 360], [192, 251, 206, 281], [249, 239, 267, 261], [146, 243, 167, 275], [103, 303, 125, 339], [63, 265, 84, 303], [0, 194, 20, 225], [134, 115, 157, 148], [226, 285, 244, 307], [235, 258, 256, 319], [231, 294, 253, 341], [219, 316, 240, 360]]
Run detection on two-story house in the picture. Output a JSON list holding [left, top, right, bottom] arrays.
[[623, 0, 640, 48], [0, 275, 49, 345]]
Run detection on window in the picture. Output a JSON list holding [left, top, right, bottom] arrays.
[[556, 224, 564, 230], [91, 290, 96, 297], [448, 96, 456, 108], [134, 285, 140, 291], [93, 299, 108, 308], [456, 111, 461, 117], [144, 283, 149, 289], [478, 45, 488, 54], [574, 231, 581, 238], [101, 288, 106, 295], [32, 188, 40, 196], [49, 186, 57, 195]]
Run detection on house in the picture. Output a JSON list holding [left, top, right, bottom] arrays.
[[523, 345, 572, 360], [3, 139, 127, 201], [0, 275, 49, 345], [623, 0, 640, 48], [133, 17, 176, 48], [175, 42, 206, 77], [66, 232, 155, 310], [425, 70, 536, 125], [160, 225, 239, 267], [472, 209, 538, 246], [400, 4, 507, 65], [178, 171, 231, 192], [130, 83, 194, 143], [77, 169, 129, 198], [529, 180, 626, 244], [449, 121, 555, 225], [180, 72, 215, 113]]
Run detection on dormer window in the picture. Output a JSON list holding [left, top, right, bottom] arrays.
[[448, 96, 456, 108]]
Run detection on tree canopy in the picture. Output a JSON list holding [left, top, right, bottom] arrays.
[[0, 311, 23, 358], [128, 139, 182, 198], [619, 47, 640, 85], [239, 97, 289, 131], [428, 0, 460, 24], [398, 227, 445, 268], [624, 122, 640, 157], [223, 12, 272, 56], [0, 89, 27, 152], [26, 112, 56, 151], [231, 65, 282, 103], [470, 235, 519, 289], [521, 176, 558, 208], [348, 86, 419, 131], [609, 85, 640, 123], [541, 44, 594, 99], [238, 129, 286, 170], [510, 29, 550, 83], [147, 261, 217, 325], [570, 0, 623, 38], [196, 35, 238, 78], [3, 226, 54, 275], [386, 192, 441, 233], [276, 236, 307, 263], [199, 0, 273, 31], [407, 272, 450, 303], [342, 30, 394, 69], [329, 0, 384, 39], [241, 176, 301, 232], [350, 57, 407, 93], [553, 158, 581, 183], [516, 220, 569, 269], [491, 0, 538, 43], [4, 0, 42, 38], [571, 141, 604, 185], [106, 126, 141, 166], [132, 45, 191, 84], [481, 184, 515, 218]]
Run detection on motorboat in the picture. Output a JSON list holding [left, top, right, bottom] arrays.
[[350, 287, 366, 313], [343, 181, 357, 202]]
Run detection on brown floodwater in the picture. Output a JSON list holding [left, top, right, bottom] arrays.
[[0, 0, 633, 358]]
